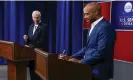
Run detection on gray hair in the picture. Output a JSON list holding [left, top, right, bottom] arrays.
[[32, 10, 41, 17]]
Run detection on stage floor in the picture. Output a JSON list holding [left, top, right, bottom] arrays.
[[0, 60, 133, 80], [0, 65, 30, 80]]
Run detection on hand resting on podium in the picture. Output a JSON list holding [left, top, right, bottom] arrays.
[[58, 54, 81, 63], [25, 45, 30, 47]]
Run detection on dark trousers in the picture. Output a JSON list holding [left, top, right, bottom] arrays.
[[29, 60, 42, 80]]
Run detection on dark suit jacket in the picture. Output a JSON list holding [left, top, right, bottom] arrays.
[[72, 18, 116, 80], [26, 22, 49, 51]]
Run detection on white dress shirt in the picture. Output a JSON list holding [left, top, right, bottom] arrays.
[[33, 24, 39, 35], [89, 17, 104, 36]]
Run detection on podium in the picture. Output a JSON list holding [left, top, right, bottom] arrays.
[[0, 40, 36, 80], [35, 49, 92, 80]]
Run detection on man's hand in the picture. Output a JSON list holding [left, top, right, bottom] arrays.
[[23, 35, 28, 42], [68, 58, 81, 63], [58, 54, 71, 61], [25, 45, 30, 47]]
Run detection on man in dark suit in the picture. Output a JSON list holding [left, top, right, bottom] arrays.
[[59, 2, 116, 80], [23, 10, 49, 80]]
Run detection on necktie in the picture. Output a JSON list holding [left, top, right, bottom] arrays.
[[33, 25, 37, 35]]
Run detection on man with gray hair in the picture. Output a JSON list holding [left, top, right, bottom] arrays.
[[23, 10, 49, 80], [23, 10, 48, 49]]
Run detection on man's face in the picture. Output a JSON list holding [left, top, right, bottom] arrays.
[[83, 7, 95, 24], [32, 13, 40, 24]]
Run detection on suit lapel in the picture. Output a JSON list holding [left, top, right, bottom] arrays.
[[86, 24, 98, 45], [85, 18, 105, 46], [86, 28, 91, 42], [32, 23, 41, 39], [29, 24, 34, 39]]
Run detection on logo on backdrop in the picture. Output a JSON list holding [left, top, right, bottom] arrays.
[[119, 2, 133, 26], [124, 2, 132, 13], [111, 1, 133, 30]]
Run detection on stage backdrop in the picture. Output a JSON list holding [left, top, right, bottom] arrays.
[[112, 1, 133, 62], [112, 1, 133, 30]]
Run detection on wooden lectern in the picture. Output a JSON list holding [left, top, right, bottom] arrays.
[[0, 40, 36, 80], [35, 49, 92, 80]]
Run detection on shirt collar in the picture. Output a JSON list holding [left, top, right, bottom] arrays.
[[35, 24, 38, 27], [34, 21, 41, 27], [91, 16, 103, 28]]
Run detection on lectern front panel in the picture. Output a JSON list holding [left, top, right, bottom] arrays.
[[35, 53, 47, 80], [0, 42, 14, 60]]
